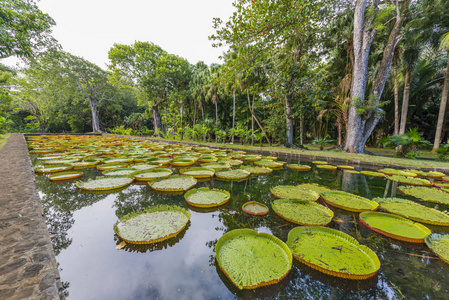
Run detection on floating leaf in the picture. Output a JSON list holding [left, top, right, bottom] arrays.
[[180, 167, 215, 178], [359, 211, 431, 243], [34, 164, 73, 174], [242, 201, 269, 215], [149, 175, 197, 192], [316, 165, 337, 170], [132, 168, 173, 181], [296, 183, 330, 195], [427, 171, 447, 179], [337, 165, 355, 170], [378, 168, 417, 177], [218, 159, 243, 167], [170, 159, 195, 167], [286, 227, 380, 280], [387, 175, 433, 187], [43, 159, 79, 165], [443, 177, 449, 183], [49, 171, 83, 181], [374, 197, 449, 226], [360, 171, 386, 178], [398, 186, 449, 205], [286, 164, 311, 171], [321, 191, 378, 212], [270, 186, 319, 201], [312, 161, 328, 165], [272, 199, 333, 226], [97, 162, 129, 171], [215, 229, 292, 289], [215, 169, 251, 181], [254, 159, 284, 169], [240, 166, 272, 175], [76, 176, 133, 191], [114, 205, 190, 244], [147, 157, 172, 165], [130, 164, 159, 171], [103, 168, 136, 177], [242, 155, 262, 162], [201, 162, 231, 171], [102, 157, 133, 164], [425, 234, 449, 264], [184, 187, 230, 208]]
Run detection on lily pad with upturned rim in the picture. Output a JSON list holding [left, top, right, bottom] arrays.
[[286, 164, 311, 171], [170, 159, 196, 167], [321, 191, 378, 212], [398, 186, 449, 205], [286, 226, 380, 280], [316, 165, 337, 170], [387, 175, 433, 187], [131, 168, 173, 181], [114, 205, 190, 244], [215, 169, 251, 181], [253, 159, 284, 169], [242, 201, 269, 215], [179, 167, 215, 179], [130, 164, 159, 171], [218, 159, 243, 167], [425, 234, 449, 264], [360, 171, 387, 178], [49, 171, 83, 181], [201, 162, 231, 171], [427, 171, 447, 179], [76, 176, 133, 191], [337, 165, 355, 170], [97, 162, 129, 171], [240, 166, 273, 175], [102, 168, 136, 177], [296, 183, 331, 195], [272, 199, 334, 226], [312, 161, 328, 165], [359, 211, 431, 243], [443, 177, 449, 183], [378, 168, 417, 177], [148, 175, 197, 192], [215, 229, 292, 289], [270, 186, 320, 202], [374, 197, 449, 226], [34, 164, 74, 174], [184, 188, 230, 208]]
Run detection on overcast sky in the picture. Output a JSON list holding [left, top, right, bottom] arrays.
[[3, 0, 235, 69]]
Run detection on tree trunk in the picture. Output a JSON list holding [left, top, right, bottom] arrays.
[[251, 92, 255, 146], [153, 105, 162, 135], [432, 55, 449, 153], [180, 101, 184, 140], [285, 94, 294, 145], [399, 69, 411, 135], [232, 89, 236, 143], [89, 96, 101, 132], [215, 95, 218, 143], [300, 110, 304, 146], [337, 112, 342, 146], [344, 0, 409, 153], [393, 50, 400, 135]]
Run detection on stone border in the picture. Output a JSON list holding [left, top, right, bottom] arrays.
[[0, 134, 62, 299]]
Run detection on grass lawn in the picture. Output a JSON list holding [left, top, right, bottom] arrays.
[[0, 133, 11, 151]]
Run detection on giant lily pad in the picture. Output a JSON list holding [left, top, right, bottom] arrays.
[[378, 168, 417, 177], [254, 159, 284, 169], [102, 157, 134, 164], [130, 164, 159, 171], [286, 164, 311, 171], [147, 157, 172, 165], [242, 201, 269, 215], [270, 186, 320, 201], [272, 199, 334, 226], [97, 162, 129, 171], [425, 234, 449, 264], [184, 187, 230, 208], [49, 171, 83, 181], [215, 169, 251, 181], [296, 183, 330, 195], [398, 186, 449, 205], [34, 164, 73, 174], [286, 227, 380, 280], [43, 158, 80, 165], [215, 229, 292, 289], [387, 175, 433, 187], [316, 165, 337, 170], [170, 159, 195, 167], [321, 191, 378, 212], [132, 168, 173, 181], [359, 211, 431, 243], [218, 159, 243, 167], [242, 155, 262, 162], [360, 171, 386, 178], [114, 205, 190, 244], [71, 159, 100, 169], [103, 168, 136, 177], [201, 162, 231, 171], [374, 197, 449, 226], [427, 171, 447, 179], [180, 167, 215, 179], [443, 177, 449, 183], [149, 175, 197, 192], [76, 176, 133, 191], [240, 166, 273, 175]]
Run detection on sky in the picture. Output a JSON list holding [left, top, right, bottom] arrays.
[[3, 0, 235, 69]]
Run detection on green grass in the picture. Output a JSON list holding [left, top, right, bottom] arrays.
[[0, 133, 11, 151]]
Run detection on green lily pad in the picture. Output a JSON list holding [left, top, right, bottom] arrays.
[[76, 176, 133, 191], [215, 229, 292, 289], [286, 164, 311, 171], [272, 199, 334, 226], [184, 187, 230, 208], [147, 157, 172, 165], [130, 164, 159, 171], [149, 175, 197, 192], [387, 175, 433, 187], [102, 157, 134, 164], [201, 162, 231, 171], [321, 191, 378, 212], [360, 171, 387, 178], [218, 159, 243, 167], [312, 161, 328, 165], [398, 186, 449, 205], [242, 155, 262, 162], [286, 227, 380, 280], [103, 168, 136, 177], [170, 159, 195, 167], [43, 159, 80, 165], [49, 171, 83, 181], [378, 168, 417, 177], [240, 166, 273, 175], [114, 205, 190, 244], [71, 159, 100, 169], [405, 169, 429, 177], [215, 169, 251, 181], [360, 211, 431, 243], [242, 201, 269, 215], [254, 159, 284, 169], [270, 186, 320, 201], [337, 165, 355, 170], [97, 162, 129, 171], [374, 197, 449, 226], [180, 167, 215, 179], [427, 171, 447, 179], [296, 183, 330, 195], [425, 234, 449, 264], [34, 164, 74, 174], [131, 168, 173, 181], [316, 165, 337, 170], [443, 177, 449, 183]]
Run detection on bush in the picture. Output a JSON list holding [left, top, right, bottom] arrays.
[[379, 128, 431, 159]]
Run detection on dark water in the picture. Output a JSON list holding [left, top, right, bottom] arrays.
[[33, 161, 449, 300]]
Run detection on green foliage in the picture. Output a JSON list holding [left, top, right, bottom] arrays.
[[379, 128, 432, 158], [398, 186, 449, 205], [425, 234, 449, 263], [437, 142, 449, 161], [215, 129, 227, 143], [311, 135, 334, 150]]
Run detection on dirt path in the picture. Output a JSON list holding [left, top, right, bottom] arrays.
[[0, 134, 61, 299]]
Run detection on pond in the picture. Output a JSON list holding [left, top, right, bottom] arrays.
[[32, 153, 449, 300]]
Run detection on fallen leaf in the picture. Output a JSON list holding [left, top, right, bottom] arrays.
[[116, 241, 126, 250]]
